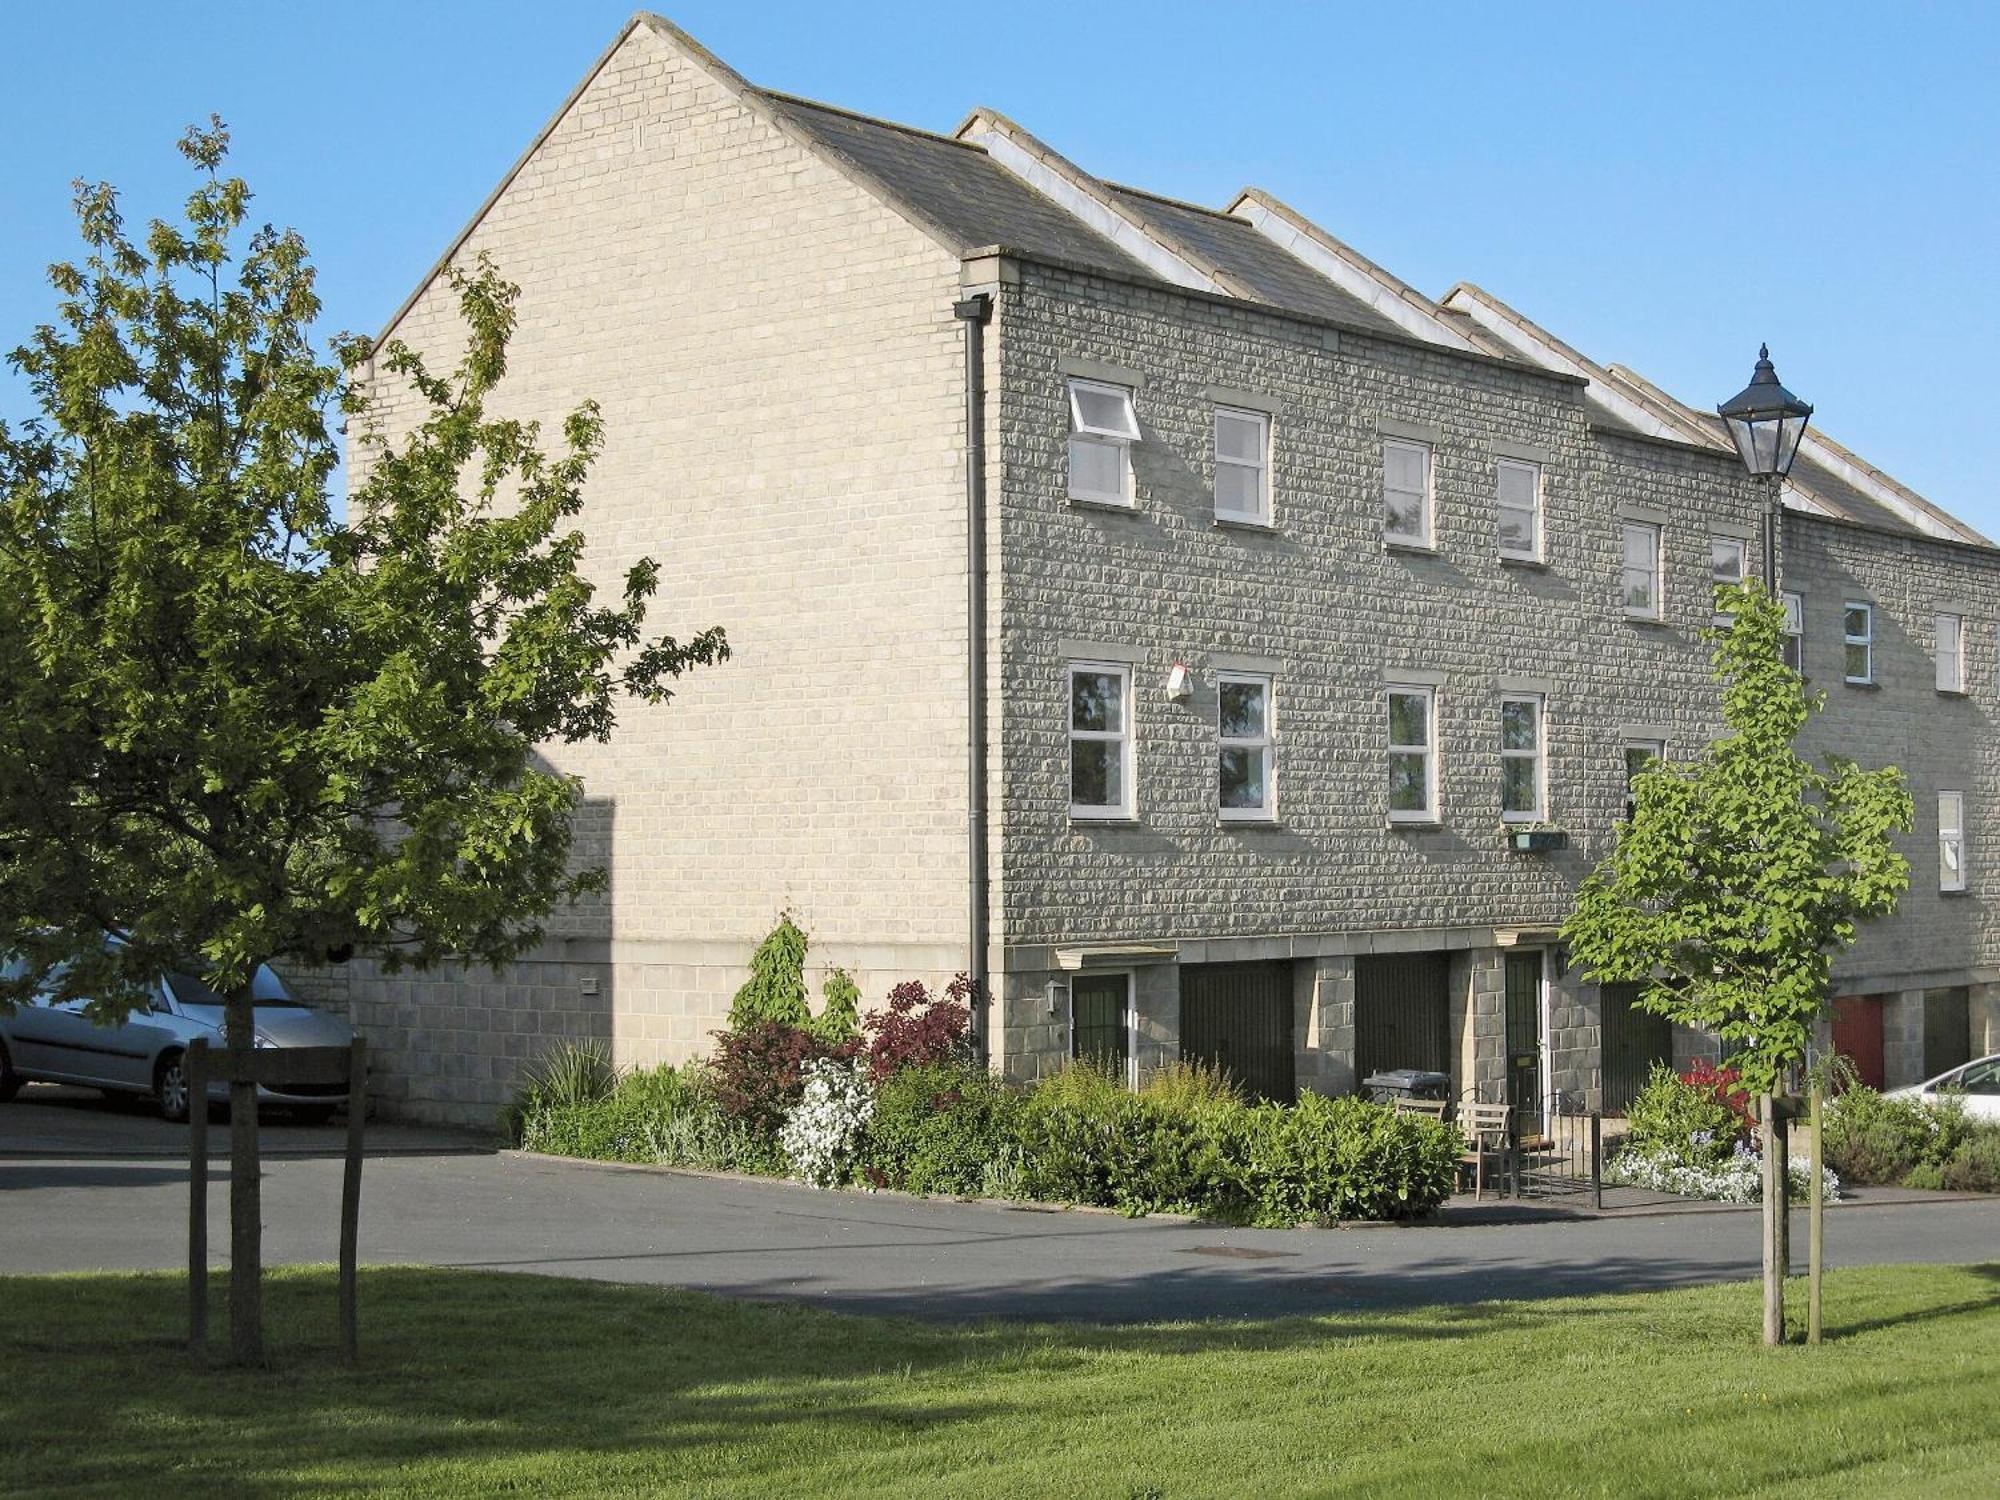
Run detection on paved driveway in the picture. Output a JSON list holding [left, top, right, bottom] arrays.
[[4, 1087, 1996, 1323]]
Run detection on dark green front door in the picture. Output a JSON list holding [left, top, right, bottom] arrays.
[[1071, 973, 1130, 1080], [1504, 950, 1544, 1130]]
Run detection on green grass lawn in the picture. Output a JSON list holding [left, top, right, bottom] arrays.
[[4, 1265, 1996, 1498]]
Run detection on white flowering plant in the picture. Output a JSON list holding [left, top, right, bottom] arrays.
[[1606, 1137, 1839, 1204], [779, 1057, 876, 1189]]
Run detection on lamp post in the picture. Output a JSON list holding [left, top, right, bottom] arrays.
[[1716, 344, 1814, 593], [1717, 344, 1815, 1343]]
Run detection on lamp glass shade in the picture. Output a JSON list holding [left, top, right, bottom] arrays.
[[1717, 344, 1813, 478]]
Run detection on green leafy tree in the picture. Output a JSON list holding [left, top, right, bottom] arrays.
[[0, 123, 726, 1363], [728, 914, 810, 1030], [1563, 580, 1911, 1339], [1564, 583, 1912, 1091]]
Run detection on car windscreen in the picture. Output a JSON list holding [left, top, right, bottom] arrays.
[[165, 971, 300, 1008]]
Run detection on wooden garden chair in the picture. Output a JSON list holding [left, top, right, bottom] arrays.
[[1457, 1101, 1516, 1200]]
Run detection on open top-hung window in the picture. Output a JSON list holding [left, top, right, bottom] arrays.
[[1939, 790, 1966, 892], [1067, 379, 1139, 505], [1782, 591, 1805, 674], [1383, 439, 1432, 547], [1218, 673, 1274, 820], [1069, 662, 1133, 819], [1496, 458, 1541, 560], [1213, 407, 1271, 524]]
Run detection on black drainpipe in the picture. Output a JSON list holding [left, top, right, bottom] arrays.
[[954, 292, 992, 1064]]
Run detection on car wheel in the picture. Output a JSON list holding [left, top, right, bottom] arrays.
[[155, 1050, 191, 1123], [0, 1042, 21, 1102]]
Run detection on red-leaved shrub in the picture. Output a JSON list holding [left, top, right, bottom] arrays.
[[862, 974, 977, 1081], [1682, 1058, 1753, 1137], [709, 1020, 855, 1135]]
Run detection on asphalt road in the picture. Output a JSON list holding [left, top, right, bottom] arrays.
[[4, 1087, 1997, 1323]]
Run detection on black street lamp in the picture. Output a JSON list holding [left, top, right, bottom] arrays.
[[1717, 344, 1813, 591]]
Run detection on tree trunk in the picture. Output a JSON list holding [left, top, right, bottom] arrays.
[[225, 987, 263, 1365], [1760, 1093, 1784, 1346]]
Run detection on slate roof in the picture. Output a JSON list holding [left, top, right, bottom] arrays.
[[1101, 185, 1409, 337], [762, 93, 1156, 282]]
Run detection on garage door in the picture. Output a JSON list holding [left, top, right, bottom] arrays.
[[1601, 982, 1674, 1115], [1925, 988, 1971, 1080], [1353, 953, 1450, 1086], [1180, 961, 1295, 1103]]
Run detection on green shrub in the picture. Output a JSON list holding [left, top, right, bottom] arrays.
[[1937, 1129, 2000, 1193], [1624, 1062, 1742, 1167], [812, 967, 862, 1046], [728, 914, 811, 1030], [1238, 1093, 1459, 1226], [1140, 1059, 1243, 1111], [863, 1061, 1017, 1196], [518, 1061, 780, 1175], [1823, 1086, 1975, 1185], [517, 1040, 618, 1115]]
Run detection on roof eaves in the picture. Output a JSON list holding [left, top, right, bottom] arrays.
[[966, 244, 1590, 389]]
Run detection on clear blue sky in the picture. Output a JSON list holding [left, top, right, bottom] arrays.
[[5, 2, 1996, 532]]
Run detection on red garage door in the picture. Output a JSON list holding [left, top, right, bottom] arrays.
[[1831, 996, 1884, 1091]]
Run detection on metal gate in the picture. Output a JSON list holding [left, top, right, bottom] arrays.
[[1504, 951, 1544, 1131], [1600, 982, 1672, 1115], [1353, 953, 1450, 1085], [1180, 961, 1295, 1103]]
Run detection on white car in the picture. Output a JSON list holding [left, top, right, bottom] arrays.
[[1886, 1053, 2000, 1122]]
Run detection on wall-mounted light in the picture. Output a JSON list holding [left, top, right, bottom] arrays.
[[1165, 661, 1193, 701], [1045, 977, 1069, 1018]]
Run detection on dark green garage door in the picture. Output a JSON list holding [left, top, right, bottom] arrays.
[[1353, 953, 1451, 1085], [1601, 982, 1673, 1115], [1180, 961, 1295, 1103]]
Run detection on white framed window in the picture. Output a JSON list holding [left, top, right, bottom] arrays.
[[1386, 684, 1437, 823], [1496, 457, 1541, 561], [1936, 613, 1965, 693], [1710, 536, 1748, 620], [1383, 438, 1432, 547], [1781, 591, 1805, 674], [1622, 522, 1662, 618], [1068, 662, 1133, 819], [1939, 790, 1966, 893], [1067, 379, 1139, 506], [1501, 694, 1545, 823], [1218, 673, 1274, 821], [1622, 739, 1664, 822], [1213, 407, 1271, 525], [1844, 602, 1873, 684]]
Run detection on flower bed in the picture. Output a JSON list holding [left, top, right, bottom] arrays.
[[1821, 1086, 2000, 1193], [1607, 1061, 1840, 1204]]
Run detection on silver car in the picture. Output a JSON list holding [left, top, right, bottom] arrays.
[[0, 961, 354, 1123]]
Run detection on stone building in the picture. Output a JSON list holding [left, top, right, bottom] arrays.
[[335, 13, 1998, 1124]]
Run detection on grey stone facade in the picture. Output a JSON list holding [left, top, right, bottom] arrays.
[[350, 14, 1994, 1123]]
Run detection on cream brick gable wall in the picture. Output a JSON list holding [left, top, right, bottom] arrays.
[[334, 19, 973, 1122]]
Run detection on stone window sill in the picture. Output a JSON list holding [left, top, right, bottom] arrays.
[[1069, 496, 1139, 516], [1389, 817, 1442, 830], [1844, 680, 1880, 691], [1385, 539, 1439, 558], [1623, 611, 1667, 627], [1071, 815, 1141, 828], [1499, 554, 1549, 571], [1214, 516, 1280, 536]]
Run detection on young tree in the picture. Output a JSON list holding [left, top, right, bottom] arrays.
[[1563, 581, 1911, 1341], [0, 123, 726, 1363]]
